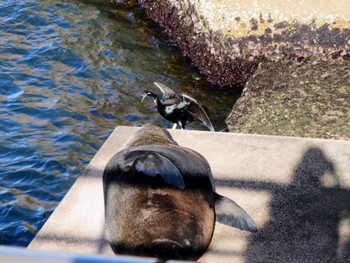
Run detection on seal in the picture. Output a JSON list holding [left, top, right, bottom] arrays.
[[103, 126, 257, 261]]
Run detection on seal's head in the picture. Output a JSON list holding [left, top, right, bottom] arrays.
[[123, 125, 177, 148]]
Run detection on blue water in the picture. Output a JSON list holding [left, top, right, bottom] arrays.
[[0, 0, 239, 247]]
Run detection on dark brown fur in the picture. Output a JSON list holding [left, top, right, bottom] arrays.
[[103, 126, 215, 261], [123, 125, 177, 148]]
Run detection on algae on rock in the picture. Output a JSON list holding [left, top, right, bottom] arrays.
[[226, 59, 350, 140]]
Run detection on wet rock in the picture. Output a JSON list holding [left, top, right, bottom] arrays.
[[226, 59, 350, 140], [138, 0, 350, 87], [138, 0, 261, 86]]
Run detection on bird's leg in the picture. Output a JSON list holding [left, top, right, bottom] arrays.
[[179, 121, 185, 130], [172, 123, 178, 129]]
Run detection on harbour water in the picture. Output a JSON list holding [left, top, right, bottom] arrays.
[[0, 0, 240, 246]]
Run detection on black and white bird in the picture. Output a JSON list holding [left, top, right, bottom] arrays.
[[141, 82, 215, 131]]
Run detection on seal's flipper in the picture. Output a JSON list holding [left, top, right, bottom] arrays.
[[125, 151, 185, 189], [214, 193, 257, 233]]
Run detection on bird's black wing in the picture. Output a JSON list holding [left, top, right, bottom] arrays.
[[181, 94, 215, 131], [153, 82, 180, 106]]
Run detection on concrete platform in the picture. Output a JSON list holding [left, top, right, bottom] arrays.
[[28, 126, 350, 262]]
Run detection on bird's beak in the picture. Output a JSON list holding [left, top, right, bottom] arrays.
[[141, 93, 148, 103]]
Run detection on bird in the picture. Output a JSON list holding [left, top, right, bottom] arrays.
[[103, 125, 257, 261], [141, 82, 215, 131]]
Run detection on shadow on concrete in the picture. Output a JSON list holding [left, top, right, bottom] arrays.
[[238, 147, 350, 263]]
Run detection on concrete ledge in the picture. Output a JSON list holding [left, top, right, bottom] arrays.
[[29, 126, 350, 262], [0, 246, 156, 263]]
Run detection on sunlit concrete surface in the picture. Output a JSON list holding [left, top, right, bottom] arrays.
[[186, 0, 350, 35], [28, 126, 350, 262]]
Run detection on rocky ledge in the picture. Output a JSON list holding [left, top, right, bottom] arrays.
[[227, 59, 350, 139], [139, 0, 350, 139]]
